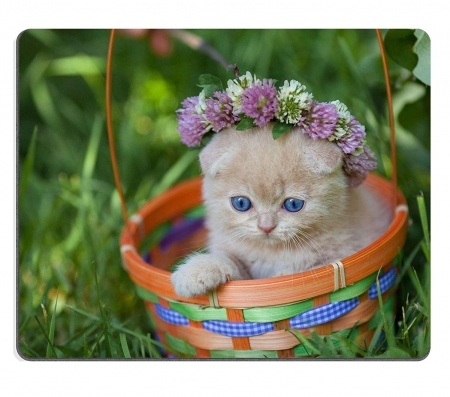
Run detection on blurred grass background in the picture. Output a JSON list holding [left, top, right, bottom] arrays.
[[18, 29, 430, 358]]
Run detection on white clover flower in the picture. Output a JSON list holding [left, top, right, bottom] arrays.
[[276, 79, 313, 124], [277, 80, 306, 100], [331, 100, 351, 123], [226, 71, 258, 114], [193, 90, 213, 132], [195, 90, 207, 114], [239, 71, 257, 88], [226, 80, 244, 101], [328, 100, 352, 141], [328, 100, 367, 155]]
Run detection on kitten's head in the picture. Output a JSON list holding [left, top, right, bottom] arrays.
[[199, 124, 348, 247]]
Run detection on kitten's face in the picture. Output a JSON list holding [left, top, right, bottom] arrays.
[[200, 125, 348, 247]]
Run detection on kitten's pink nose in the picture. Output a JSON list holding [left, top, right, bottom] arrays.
[[258, 213, 277, 235], [258, 224, 276, 235]]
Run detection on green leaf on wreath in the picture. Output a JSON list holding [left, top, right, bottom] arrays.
[[236, 116, 255, 131], [272, 122, 293, 140], [197, 74, 224, 97]]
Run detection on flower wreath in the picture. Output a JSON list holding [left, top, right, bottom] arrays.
[[176, 72, 377, 187]]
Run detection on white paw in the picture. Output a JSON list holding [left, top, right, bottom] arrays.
[[171, 253, 242, 298]]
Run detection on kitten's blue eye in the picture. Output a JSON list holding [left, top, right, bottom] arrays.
[[231, 196, 252, 212], [283, 198, 305, 212]]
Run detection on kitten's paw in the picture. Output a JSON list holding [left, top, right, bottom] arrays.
[[171, 253, 242, 298]]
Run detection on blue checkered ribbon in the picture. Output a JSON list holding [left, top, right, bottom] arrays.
[[155, 303, 190, 326], [202, 320, 274, 337], [368, 267, 397, 299], [154, 295, 373, 336], [289, 298, 359, 329]]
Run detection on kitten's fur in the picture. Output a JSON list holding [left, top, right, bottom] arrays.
[[171, 125, 391, 297]]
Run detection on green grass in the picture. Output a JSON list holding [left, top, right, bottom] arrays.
[[18, 29, 430, 359]]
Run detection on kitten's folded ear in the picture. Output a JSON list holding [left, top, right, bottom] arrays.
[[199, 137, 229, 177], [302, 137, 343, 174]]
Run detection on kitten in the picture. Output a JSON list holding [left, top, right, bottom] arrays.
[[171, 124, 391, 298]]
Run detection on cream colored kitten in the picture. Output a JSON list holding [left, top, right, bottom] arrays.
[[171, 124, 391, 298]]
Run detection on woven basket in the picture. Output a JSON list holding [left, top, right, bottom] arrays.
[[106, 30, 409, 358]]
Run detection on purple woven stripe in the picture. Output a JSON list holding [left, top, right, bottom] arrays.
[[203, 320, 274, 337], [368, 267, 397, 299], [290, 298, 359, 329], [155, 303, 190, 326], [160, 218, 204, 252]]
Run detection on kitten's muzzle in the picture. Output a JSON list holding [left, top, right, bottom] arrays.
[[257, 213, 277, 235], [258, 224, 276, 235]]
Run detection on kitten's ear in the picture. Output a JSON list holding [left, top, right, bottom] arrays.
[[199, 139, 229, 177], [302, 138, 343, 174]]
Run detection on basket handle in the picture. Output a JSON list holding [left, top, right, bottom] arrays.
[[376, 29, 398, 211], [105, 29, 399, 226], [106, 29, 129, 224]]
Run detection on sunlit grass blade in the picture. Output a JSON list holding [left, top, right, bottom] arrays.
[[407, 267, 429, 314], [66, 305, 100, 321], [46, 291, 59, 358], [395, 241, 422, 289], [286, 329, 319, 356], [30, 68, 65, 130], [367, 322, 384, 355], [46, 54, 106, 77], [88, 330, 105, 359], [82, 115, 103, 181], [120, 333, 132, 358], [147, 333, 157, 358], [325, 336, 338, 358], [417, 193, 430, 256], [67, 305, 165, 357], [149, 150, 199, 197], [34, 315, 57, 358], [334, 335, 365, 357], [65, 324, 98, 346], [311, 332, 332, 357], [140, 339, 146, 358], [376, 277, 396, 351]]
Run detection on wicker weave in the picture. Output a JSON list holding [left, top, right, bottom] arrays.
[[120, 173, 408, 358]]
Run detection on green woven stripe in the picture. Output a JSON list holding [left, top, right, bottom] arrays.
[[152, 268, 382, 323], [368, 295, 394, 330], [135, 285, 159, 303], [167, 267, 385, 323], [329, 271, 379, 302], [164, 333, 197, 356], [243, 299, 314, 322], [210, 349, 278, 358], [169, 301, 228, 321], [184, 205, 205, 219]]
